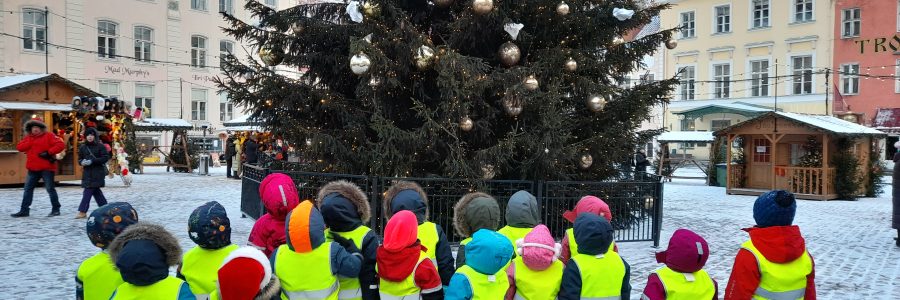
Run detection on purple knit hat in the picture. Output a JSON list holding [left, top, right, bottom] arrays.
[[515, 224, 560, 271], [655, 228, 710, 273]]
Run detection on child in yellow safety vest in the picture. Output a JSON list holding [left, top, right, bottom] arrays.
[[210, 247, 281, 300], [108, 223, 194, 299], [643, 229, 717, 300], [452, 192, 502, 269], [317, 181, 381, 300], [77, 202, 139, 300], [446, 229, 514, 300], [504, 224, 564, 300], [560, 195, 618, 265], [383, 180, 456, 286], [376, 210, 443, 300], [497, 190, 541, 247], [558, 213, 631, 300], [177, 201, 238, 300]]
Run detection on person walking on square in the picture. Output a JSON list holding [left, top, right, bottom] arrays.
[[75, 128, 109, 219], [12, 117, 65, 218]]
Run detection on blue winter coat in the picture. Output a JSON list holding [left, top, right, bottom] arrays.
[[318, 182, 380, 300], [558, 213, 631, 300], [445, 229, 513, 300]]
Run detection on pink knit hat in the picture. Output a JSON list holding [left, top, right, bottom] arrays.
[[562, 195, 612, 223], [515, 224, 560, 271]]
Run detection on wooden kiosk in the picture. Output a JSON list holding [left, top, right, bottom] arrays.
[[715, 112, 885, 200], [0, 74, 101, 184]]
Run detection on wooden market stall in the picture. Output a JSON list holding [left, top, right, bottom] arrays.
[[0, 74, 101, 184], [133, 118, 194, 172], [715, 112, 885, 200], [656, 131, 715, 181]]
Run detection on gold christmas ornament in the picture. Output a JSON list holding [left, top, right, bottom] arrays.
[[258, 46, 284, 66], [290, 22, 305, 35], [564, 57, 577, 72], [587, 95, 607, 112], [665, 38, 678, 50], [556, 1, 570, 16], [612, 36, 626, 45], [523, 75, 539, 91], [472, 0, 493, 15], [481, 164, 496, 180], [459, 116, 474, 132], [414, 45, 436, 70], [498, 42, 521, 67], [368, 76, 382, 87], [579, 153, 593, 169], [502, 92, 524, 117], [434, 0, 454, 8], [350, 53, 372, 75], [362, 1, 381, 18]]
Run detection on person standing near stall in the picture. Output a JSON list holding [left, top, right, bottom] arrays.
[[893, 142, 900, 247], [75, 128, 110, 219], [243, 134, 259, 166], [11, 117, 65, 218], [225, 135, 236, 178]]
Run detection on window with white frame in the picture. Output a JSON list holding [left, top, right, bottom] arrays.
[[750, 60, 770, 97], [97, 21, 118, 59], [791, 55, 813, 95], [220, 40, 234, 66], [681, 11, 695, 38], [99, 81, 121, 98], [842, 8, 861, 38], [679, 66, 696, 100], [715, 5, 731, 33], [191, 0, 208, 11], [895, 59, 900, 92], [135, 84, 154, 118], [191, 35, 207, 68], [794, 0, 813, 23], [191, 89, 207, 121], [752, 0, 770, 28], [897, 0, 900, 32], [134, 26, 152, 62], [22, 9, 46, 52], [219, 92, 233, 121], [219, 0, 233, 14], [711, 120, 732, 131], [713, 63, 731, 99], [681, 119, 696, 131], [841, 64, 859, 95]]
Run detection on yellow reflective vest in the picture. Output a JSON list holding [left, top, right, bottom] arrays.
[[77, 251, 123, 300], [511, 256, 563, 300], [497, 226, 534, 248], [570, 252, 626, 300], [455, 265, 510, 300], [378, 252, 437, 299], [274, 243, 339, 300], [419, 222, 440, 265], [652, 266, 715, 300], [566, 228, 616, 255], [110, 276, 188, 300], [325, 226, 372, 300], [741, 240, 812, 300], [181, 244, 238, 299]]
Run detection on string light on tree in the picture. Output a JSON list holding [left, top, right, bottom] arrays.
[[350, 52, 371, 75], [472, 0, 493, 15]]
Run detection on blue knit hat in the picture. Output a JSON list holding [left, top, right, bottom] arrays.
[[753, 190, 796, 227]]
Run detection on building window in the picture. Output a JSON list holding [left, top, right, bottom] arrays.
[[219, 0, 233, 14], [680, 11, 695, 38], [97, 21, 118, 59], [791, 55, 813, 95], [794, 0, 813, 23], [191, 0, 208, 11], [640, 74, 655, 84], [842, 8, 861, 38], [220, 40, 234, 66], [711, 120, 731, 131], [681, 119, 696, 131], [895, 59, 900, 93], [135, 84, 154, 118], [134, 26, 153, 62], [22, 9, 46, 52], [264, 0, 277, 8], [713, 63, 731, 99], [99, 81, 121, 98], [752, 0, 770, 28], [191, 89, 207, 121], [750, 60, 769, 97], [841, 64, 859, 95], [714, 5, 731, 34], [753, 138, 771, 163], [191, 35, 207, 68], [219, 92, 233, 121], [679, 66, 696, 100]]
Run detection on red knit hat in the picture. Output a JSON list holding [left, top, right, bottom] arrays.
[[383, 210, 418, 252], [217, 247, 271, 300]]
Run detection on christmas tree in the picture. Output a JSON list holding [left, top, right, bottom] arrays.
[[218, 0, 677, 180]]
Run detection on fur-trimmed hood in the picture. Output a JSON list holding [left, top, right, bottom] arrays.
[[453, 192, 501, 238], [317, 181, 370, 231], [24, 118, 47, 132], [383, 180, 429, 223], [256, 277, 281, 300], [108, 223, 182, 286]]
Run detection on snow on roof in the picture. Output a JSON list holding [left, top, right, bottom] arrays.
[[775, 112, 885, 135], [134, 118, 193, 128], [657, 131, 715, 142], [223, 114, 259, 126], [0, 74, 49, 90], [0, 101, 71, 111], [222, 125, 264, 132], [672, 102, 773, 114]]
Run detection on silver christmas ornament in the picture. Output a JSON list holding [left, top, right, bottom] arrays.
[[350, 53, 372, 75], [434, 0, 454, 8], [460, 116, 474, 132], [503, 92, 524, 117], [414, 45, 436, 70], [258, 46, 284, 66], [588, 95, 607, 112], [665, 38, 678, 50], [564, 57, 577, 72], [472, 0, 493, 15], [556, 1, 570, 16], [579, 153, 593, 169], [362, 1, 381, 18], [523, 75, 539, 91], [498, 42, 521, 67], [481, 164, 496, 180]]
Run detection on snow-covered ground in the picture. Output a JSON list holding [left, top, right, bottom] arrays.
[[0, 166, 897, 299]]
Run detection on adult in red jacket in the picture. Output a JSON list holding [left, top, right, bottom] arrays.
[[11, 118, 65, 218], [724, 190, 816, 300]]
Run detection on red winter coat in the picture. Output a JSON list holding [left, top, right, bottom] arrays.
[[17, 131, 65, 172], [724, 226, 816, 300], [248, 173, 300, 257]]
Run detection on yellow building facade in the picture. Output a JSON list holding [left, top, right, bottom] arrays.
[[661, 0, 835, 159]]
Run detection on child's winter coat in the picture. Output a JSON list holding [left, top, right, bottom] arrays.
[[453, 192, 501, 269], [384, 180, 456, 285], [178, 201, 238, 299], [560, 195, 617, 264], [317, 181, 380, 300], [505, 224, 563, 300], [643, 229, 717, 300], [272, 201, 362, 300], [725, 190, 816, 300], [446, 229, 514, 300], [559, 213, 630, 300], [377, 210, 443, 300], [210, 247, 281, 300], [77, 202, 139, 300], [108, 223, 195, 299], [497, 190, 540, 247], [249, 173, 300, 257]]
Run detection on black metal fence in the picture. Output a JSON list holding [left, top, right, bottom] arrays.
[[241, 164, 664, 246]]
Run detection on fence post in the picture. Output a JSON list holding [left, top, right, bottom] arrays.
[[652, 179, 664, 247]]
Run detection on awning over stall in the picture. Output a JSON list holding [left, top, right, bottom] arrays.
[[673, 102, 774, 121], [0, 101, 72, 111]]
